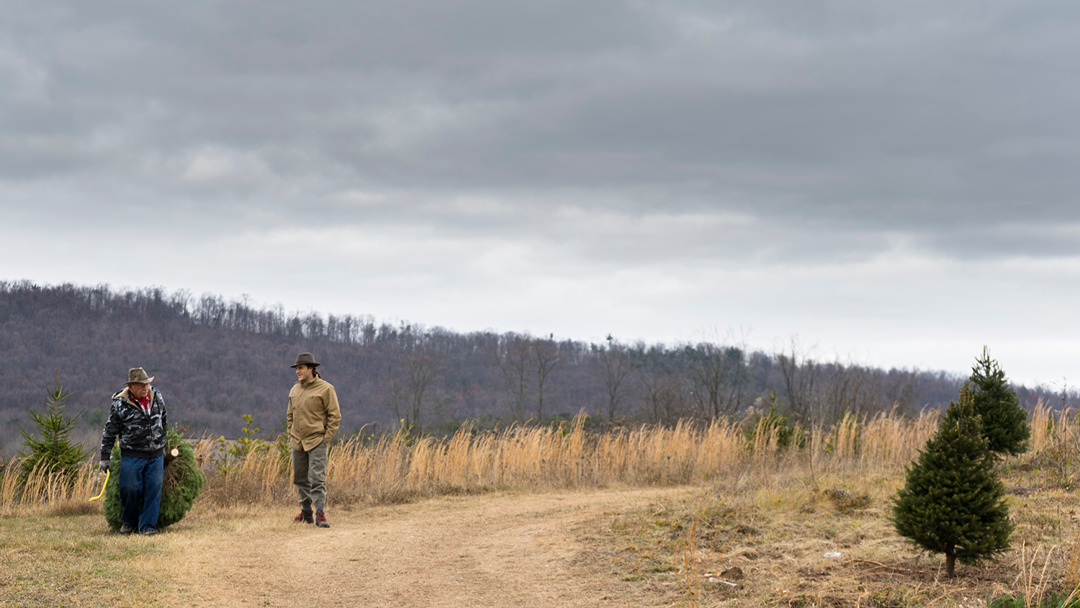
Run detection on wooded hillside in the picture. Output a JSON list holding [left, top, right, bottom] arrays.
[[0, 281, 1055, 454]]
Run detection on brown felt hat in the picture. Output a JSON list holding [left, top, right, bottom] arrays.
[[126, 367, 154, 385], [291, 352, 320, 368]]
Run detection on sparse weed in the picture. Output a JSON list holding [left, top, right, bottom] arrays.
[[821, 486, 871, 513], [990, 591, 1080, 608], [1067, 531, 1080, 590], [863, 587, 925, 608]]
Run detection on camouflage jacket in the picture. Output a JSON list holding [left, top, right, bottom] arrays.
[[99, 386, 168, 461]]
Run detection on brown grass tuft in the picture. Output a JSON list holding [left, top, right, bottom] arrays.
[[0, 458, 104, 518]]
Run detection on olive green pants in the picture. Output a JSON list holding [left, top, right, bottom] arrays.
[[291, 442, 327, 509]]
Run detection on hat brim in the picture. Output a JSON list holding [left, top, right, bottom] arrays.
[[127, 376, 154, 385], [290, 363, 320, 368]]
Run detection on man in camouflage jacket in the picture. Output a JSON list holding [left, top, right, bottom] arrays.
[[100, 367, 168, 535]]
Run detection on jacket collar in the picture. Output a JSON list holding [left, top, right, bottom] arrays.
[[114, 386, 154, 408]]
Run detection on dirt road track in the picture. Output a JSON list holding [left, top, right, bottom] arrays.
[[162, 487, 690, 607]]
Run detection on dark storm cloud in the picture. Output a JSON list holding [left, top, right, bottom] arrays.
[[3, 0, 1080, 264]]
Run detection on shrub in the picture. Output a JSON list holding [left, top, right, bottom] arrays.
[[743, 390, 806, 451], [822, 487, 870, 513]]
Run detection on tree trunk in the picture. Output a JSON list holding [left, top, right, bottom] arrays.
[[946, 550, 956, 578]]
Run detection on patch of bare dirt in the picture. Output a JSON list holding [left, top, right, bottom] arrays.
[[160, 487, 692, 607]]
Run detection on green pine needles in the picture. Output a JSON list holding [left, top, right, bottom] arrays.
[[892, 385, 1012, 577], [970, 346, 1030, 456], [104, 427, 205, 531], [17, 372, 91, 488]]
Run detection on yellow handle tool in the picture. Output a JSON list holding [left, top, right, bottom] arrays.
[[90, 469, 110, 502]]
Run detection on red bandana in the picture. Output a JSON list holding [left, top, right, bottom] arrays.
[[133, 392, 151, 414]]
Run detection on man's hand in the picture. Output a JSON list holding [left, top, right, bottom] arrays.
[[99, 460, 109, 472]]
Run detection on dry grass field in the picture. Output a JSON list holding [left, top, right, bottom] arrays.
[[2, 406, 1080, 607], [583, 464, 1080, 607]]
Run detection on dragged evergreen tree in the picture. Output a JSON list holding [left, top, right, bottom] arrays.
[[970, 347, 1029, 456], [17, 372, 91, 487], [893, 385, 1012, 577], [104, 427, 204, 531]]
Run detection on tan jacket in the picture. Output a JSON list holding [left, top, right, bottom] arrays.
[[287, 376, 341, 451]]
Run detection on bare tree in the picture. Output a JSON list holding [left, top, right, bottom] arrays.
[[382, 328, 444, 431], [532, 335, 561, 420], [385, 367, 406, 423], [820, 363, 869, 421], [686, 341, 745, 419], [778, 339, 819, 422], [598, 336, 632, 420], [640, 347, 689, 423], [494, 334, 531, 421], [400, 349, 441, 430], [884, 369, 917, 414]]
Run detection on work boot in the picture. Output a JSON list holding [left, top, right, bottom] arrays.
[[315, 511, 330, 528], [119, 523, 135, 535], [293, 509, 314, 524]]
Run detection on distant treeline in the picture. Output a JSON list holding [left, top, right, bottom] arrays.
[[0, 281, 1065, 453]]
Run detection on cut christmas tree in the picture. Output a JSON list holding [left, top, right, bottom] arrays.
[[104, 427, 205, 531]]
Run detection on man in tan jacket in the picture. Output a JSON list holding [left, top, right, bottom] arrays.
[[287, 352, 341, 528]]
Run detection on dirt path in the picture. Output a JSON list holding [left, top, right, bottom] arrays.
[[160, 486, 691, 607]]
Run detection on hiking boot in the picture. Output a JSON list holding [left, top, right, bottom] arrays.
[[119, 523, 135, 535], [293, 509, 314, 524], [140, 528, 158, 536], [315, 511, 330, 528]]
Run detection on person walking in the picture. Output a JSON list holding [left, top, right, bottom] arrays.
[[287, 352, 341, 528], [100, 367, 168, 535]]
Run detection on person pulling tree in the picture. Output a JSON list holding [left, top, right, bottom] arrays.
[[99, 367, 168, 535], [287, 352, 341, 528]]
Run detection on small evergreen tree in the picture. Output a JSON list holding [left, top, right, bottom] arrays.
[[970, 347, 1030, 456], [17, 372, 91, 487], [892, 385, 1012, 577]]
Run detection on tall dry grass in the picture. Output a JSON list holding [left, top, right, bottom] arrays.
[[1029, 400, 1077, 452], [196, 410, 943, 508], [0, 459, 101, 518], [5, 405, 1076, 516]]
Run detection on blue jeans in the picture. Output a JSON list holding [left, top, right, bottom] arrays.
[[119, 454, 163, 532]]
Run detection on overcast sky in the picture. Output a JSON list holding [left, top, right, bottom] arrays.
[[2, 1, 1078, 388]]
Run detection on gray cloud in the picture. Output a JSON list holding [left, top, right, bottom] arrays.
[[7, 2, 1080, 214], [3, 1, 1080, 384]]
